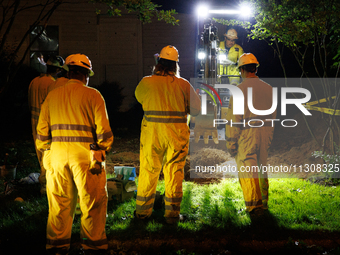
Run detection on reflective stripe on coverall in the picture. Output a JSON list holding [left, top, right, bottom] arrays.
[[219, 42, 244, 84], [226, 76, 276, 212], [135, 74, 201, 219], [28, 74, 56, 190], [36, 79, 113, 250]]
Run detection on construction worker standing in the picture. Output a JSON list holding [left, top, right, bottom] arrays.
[[225, 53, 276, 218], [135, 45, 201, 224], [28, 55, 64, 194], [36, 54, 113, 254], [218, 28, 244, 85]]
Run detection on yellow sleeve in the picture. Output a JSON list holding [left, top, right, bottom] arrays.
[[228, 44, 243, 64], [186, 80, 201, 116], [93, 91, 114, 152], [135, 79, 147, 105], [36, 99, 52, 151]]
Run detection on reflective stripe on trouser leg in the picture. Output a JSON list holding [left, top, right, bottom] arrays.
[[135, 168, 159, 218], [136, 137, 163, 218], [74, 161, 108, 250], [46, 164, 77, 250], [163, 144, 187, 218], [237, 154, 263, 212]]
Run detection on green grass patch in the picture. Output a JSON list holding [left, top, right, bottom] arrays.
[[1, 173, 340, 253], [103, 178, 340, 234]]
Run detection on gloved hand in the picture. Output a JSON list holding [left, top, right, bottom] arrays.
[[90, 150, 105, 175], [227, 143, 238, 157], [228, 148, 237, 157]]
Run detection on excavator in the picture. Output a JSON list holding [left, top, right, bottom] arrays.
[[190, 18, 241, 146]]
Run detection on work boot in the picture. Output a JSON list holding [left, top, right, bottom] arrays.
[[165, 214, 186, 225], [133, 210, 151, 220], [131, 210, 152, 226], [248, 208, 264, 224]]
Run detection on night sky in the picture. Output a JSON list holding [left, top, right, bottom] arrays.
[[152, 0, 301, 78], [153, 0, 241, 14]]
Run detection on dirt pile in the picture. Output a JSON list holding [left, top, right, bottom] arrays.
[[190, 147, 231, 166], [185, 148, 234, 182], [268, 111, 333, 172]]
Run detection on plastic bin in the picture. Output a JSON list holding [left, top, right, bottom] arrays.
[[114, 166, 136, 181]]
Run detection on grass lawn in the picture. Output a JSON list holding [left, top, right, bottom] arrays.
[[1, 176, 340, 254], [1, 138, 340, 254]]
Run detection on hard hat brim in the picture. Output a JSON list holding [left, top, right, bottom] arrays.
[[63, 64, 94, 76]]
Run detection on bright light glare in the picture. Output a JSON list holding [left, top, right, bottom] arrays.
[[197, 5, 209, 17], [239, 4, 252, 17], [218, 54, 227, 61], [198, 51, 206, 60]]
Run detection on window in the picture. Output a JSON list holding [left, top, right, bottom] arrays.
[[30, 25, 59, 73]]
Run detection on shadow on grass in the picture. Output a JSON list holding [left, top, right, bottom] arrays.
[[102, 187, 340, 255], [1, 185, 340, 255]]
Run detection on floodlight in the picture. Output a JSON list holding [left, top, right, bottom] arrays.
[[218, 54, 227, 61], [239, 4, 252, 17], [198, 51, 206, 60], [197, 5, 209, 18]]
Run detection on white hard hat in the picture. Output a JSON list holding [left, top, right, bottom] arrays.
[[238, 53, 259, 68], [224, 28, 238, 40], [65, 53, 94, 76], [159, 45, 179, 62]]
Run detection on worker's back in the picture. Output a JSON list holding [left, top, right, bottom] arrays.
[[135, 74, 200, 125], [28, 75, 55, 122], [238, 77, 276, 121], [39, 79, 112, 153]]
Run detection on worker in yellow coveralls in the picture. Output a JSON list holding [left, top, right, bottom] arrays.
[[135, 45, 201, 224], [218, 28, 244, 85], [36, 54, 113, 255], [28, 55, 64, 194], [226, 53, 276, 218]]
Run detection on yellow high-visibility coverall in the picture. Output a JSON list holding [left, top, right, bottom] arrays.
[[47, 77, 69, 94], [135, 74, 201, 219], [28, 74, 55, 192], [219, 41, 244, 85], [226, 74, 276, 212], [36, 79, 113, 251]]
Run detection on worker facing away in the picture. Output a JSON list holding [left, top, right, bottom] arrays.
[[36, 53, 113, 254], [135, 45, 201, 224], [218, 28, 244, 85], [28, 55, 64, 195], [225, 53, 276, 218], [47, 55, 70, 94]]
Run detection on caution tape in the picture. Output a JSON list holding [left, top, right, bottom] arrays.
[[304, 104, 340, 116], [302, 96, 340, 115], [305, 96, 336, 106]]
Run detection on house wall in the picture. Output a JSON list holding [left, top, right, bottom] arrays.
[[1, 0, 196, 111]]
